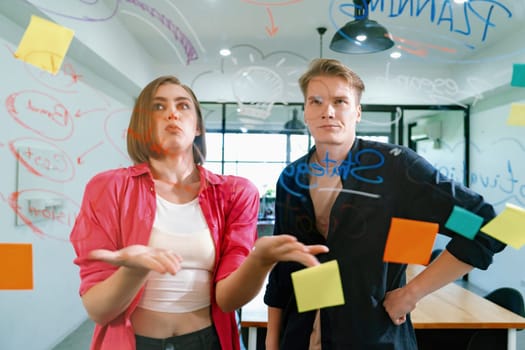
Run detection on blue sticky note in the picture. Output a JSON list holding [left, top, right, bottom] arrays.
[[445, 206, 484, 239], [511, 63, 525, 87]]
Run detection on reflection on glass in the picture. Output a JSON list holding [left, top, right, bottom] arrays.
[[408, 110, 467, 186]]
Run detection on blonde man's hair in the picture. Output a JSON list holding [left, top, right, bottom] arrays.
[[298, 58, 365, 103]]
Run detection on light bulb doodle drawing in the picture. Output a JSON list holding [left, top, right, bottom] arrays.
[[232, 66, 285, 119]]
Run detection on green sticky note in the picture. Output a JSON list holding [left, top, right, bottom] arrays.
[[291, 260, 345, 313], [445, 206, 484, 239], [511, 63, 525, 88]]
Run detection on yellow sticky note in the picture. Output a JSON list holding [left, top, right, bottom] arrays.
[[507, 104, 525, 126], [14, 15, 75, 75], [481, 203, 525, 249], [291, 260, 345, 313], [0, 243, 33, 290]]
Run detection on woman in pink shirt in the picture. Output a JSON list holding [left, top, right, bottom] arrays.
[[70, 75, 328, 350]]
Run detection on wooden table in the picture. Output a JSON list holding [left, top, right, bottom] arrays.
[[241, 266, 525, 350]]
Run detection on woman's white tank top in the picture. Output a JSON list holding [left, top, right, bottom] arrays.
[[137, 195, 215, 313]]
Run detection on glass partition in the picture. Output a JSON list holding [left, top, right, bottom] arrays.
[[407, 107, 469, 186]]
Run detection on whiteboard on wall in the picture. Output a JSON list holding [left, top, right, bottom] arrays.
[[0, 26, 133, 350], [0, 34, 132, 239]]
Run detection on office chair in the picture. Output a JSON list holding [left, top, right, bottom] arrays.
[[484, 287, 525, 317], [466, 287, 525, 350]]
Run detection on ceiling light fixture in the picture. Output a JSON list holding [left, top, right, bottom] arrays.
[[219, 48, 231, 57], [317, 26, 327, 58], [330, 0, 394, 54], [283, 108, 305, 132], [281, 27, 328, 133], [390, 51, 402, 59]]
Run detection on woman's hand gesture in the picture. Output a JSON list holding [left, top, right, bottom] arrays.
[[87, 245, 183, 275], [251, 234, 329, 268]]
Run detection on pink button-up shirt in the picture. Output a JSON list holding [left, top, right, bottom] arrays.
[[70, 163, 259, 350]]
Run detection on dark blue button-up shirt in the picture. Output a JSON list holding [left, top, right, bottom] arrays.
[[264, 138, 505, 350]]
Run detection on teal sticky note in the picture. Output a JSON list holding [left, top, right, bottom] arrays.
[[511, 63, 525, 87], [445, 206, 484, 239]]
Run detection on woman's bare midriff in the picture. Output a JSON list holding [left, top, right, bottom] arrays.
[[131, 306, 212, 338]]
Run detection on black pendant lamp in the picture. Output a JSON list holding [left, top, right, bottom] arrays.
[[282, 108, 305, 133], [330, 0, 394, 54]]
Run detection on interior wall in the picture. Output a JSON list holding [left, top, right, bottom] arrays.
[[467, 86, 525, 292], [0, 13, 133, 350], [467, 85, 525, 348]]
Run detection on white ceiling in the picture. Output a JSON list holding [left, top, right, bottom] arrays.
[[3, 0, 525, 105], [111, 0, 523, 66]]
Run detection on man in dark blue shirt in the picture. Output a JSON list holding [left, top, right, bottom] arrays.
[[263, 58, 505, 350]]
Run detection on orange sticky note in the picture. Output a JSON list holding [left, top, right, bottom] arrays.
[[383, 218, 438, 265], [0, 243, 33, 290]]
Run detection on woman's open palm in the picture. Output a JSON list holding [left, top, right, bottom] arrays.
[[252, 235, 328, 268], [88, 245, 183, 275]]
